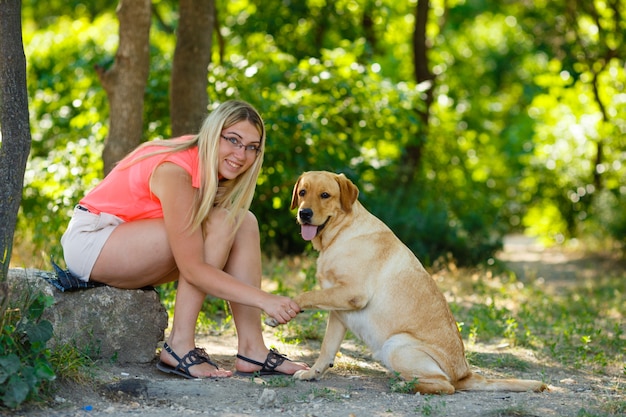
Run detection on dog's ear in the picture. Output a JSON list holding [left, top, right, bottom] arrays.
[[290, 174, 304, 210], [336, 173, 359, 212]]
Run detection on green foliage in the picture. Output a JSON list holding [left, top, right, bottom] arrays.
[[388, 371, 419, 394], [415, 394, 447, 416], [47, 342, 95, 385], [14, 0, 626, 268], [21, 0, 117, 25], [466, 351, 530, 373], [259, 375, 296, 388], [0, 291, 56, 409]]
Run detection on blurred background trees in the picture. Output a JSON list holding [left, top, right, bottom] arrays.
[[12, 0, 626, 269]]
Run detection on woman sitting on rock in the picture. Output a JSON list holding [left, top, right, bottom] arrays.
[[61, 100, 308, 378]]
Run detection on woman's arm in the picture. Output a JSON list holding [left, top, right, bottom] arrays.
[[150, 162, 299, 322]]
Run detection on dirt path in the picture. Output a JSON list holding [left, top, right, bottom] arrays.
[[498, 235, 626, 293], [13, 237, 625, 417]]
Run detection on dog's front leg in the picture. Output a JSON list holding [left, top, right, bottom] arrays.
[[293, 311, 347, 380], [294, 285, 368, 311]]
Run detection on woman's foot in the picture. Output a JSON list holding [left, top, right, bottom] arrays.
[[235, 348, 309, 376], [159, 342, 232, 378]]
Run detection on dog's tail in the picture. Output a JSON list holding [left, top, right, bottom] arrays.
[[453, 372, 547, 392]]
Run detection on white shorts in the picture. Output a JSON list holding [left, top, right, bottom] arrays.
[[61, 206, 125, 281]]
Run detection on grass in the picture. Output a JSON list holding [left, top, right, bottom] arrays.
[[47, 342, 96, 385], [466, 351, 531, 372], [415, 394, 447, 416], [440, 264, 625, 375], [389, 371, 419, 393], [256, 375, 296, 387]]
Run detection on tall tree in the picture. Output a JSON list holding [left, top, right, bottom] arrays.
[[401, 0, 435, 183], [0, 0, 31, 286], [96, 0, 151, 174], [170, 0, 214, 136]]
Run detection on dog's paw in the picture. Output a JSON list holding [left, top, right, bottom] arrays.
[[293, 368, 320, 380], [292, 295, 306, 308]]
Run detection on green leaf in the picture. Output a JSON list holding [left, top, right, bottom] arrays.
[[26, 296, 47, 321], [24, 320, 53, 345], [20, 365, 39, 388], [34, 360, 56, 381], [0, 354, 22, 376], [1, 375, 30, 409]]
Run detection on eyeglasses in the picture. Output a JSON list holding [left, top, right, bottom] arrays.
[[221, 135, 261, 156]]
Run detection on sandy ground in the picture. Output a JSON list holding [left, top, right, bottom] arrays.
[[9, 236, 625, 417]]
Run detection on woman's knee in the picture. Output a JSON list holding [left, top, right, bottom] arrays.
[[234, 211, 260, 243], [202, 209, 258, 247], [203, 208, 235, 237]]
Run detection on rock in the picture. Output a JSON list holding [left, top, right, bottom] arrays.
[[7, 268, 168, 363], [105, 378, 149, 398], [257, 388, 277, 408]]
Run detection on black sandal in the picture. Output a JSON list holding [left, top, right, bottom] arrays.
[[235, 348, 295, 377], [156, 343, 221, 379]]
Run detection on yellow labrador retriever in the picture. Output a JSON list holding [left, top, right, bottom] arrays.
[[289, 171, 547, 394]]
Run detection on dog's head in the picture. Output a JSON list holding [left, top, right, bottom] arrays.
[[290, 171, 359, 241]]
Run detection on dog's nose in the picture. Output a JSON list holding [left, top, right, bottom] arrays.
[[299, 208, 313, 223]]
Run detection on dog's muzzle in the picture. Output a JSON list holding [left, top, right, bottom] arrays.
[[298, 209, 330, 241], [299, 208, 314, 223]]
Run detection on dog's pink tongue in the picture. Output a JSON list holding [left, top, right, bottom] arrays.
[[301, 224, 318, 241]]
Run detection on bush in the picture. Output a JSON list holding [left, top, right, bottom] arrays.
[[0, 290, 56, 409]]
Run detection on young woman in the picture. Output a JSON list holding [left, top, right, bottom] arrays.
[[61, 100, 308, 378]]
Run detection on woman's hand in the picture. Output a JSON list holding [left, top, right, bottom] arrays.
[[263, 294, 300, 326]]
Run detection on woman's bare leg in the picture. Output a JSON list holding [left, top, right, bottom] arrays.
[[93, 216, 233, 377], [91, 218, 179, 287], [227, 212, 309, 374], [161, 278, 232, 377], [160, 209, 237, 377]]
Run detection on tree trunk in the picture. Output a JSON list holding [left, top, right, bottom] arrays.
[[402, 0, 435, 183], [361, 0, 377, 60], [97, 0, 151, 175], [0, 0, 32, 289], [170, 0, 215, 137]]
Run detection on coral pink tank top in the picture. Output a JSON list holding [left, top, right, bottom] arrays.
[[79, 136, 200, 221]]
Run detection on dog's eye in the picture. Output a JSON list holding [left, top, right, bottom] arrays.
[[299, 189, 306, 197], [321, 192, 331, 199]]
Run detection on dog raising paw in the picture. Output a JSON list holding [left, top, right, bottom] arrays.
[[289, 171, 548, 395]]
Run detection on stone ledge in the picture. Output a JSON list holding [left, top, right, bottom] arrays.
[[7, 268, 169, 363]]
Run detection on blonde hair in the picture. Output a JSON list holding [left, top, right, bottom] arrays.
[[122, 100, 265, 234]]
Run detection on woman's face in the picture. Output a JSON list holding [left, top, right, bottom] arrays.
[[218, 120, 261, 180]]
